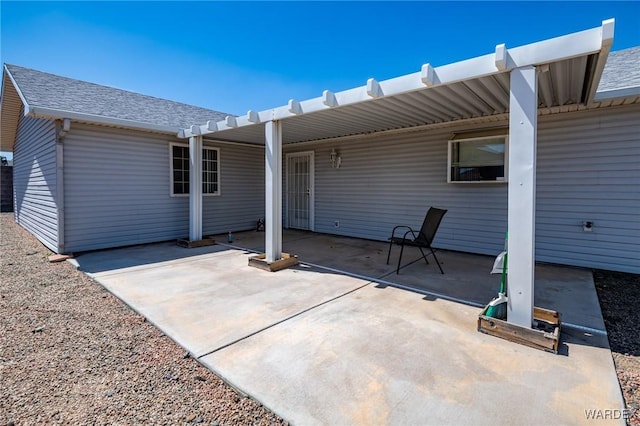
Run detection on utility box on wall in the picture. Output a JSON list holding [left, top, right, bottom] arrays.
[[1, 166, 13, 212]]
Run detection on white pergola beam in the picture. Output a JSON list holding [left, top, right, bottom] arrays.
[[507, 66, 538, 328], [288, 99, 303, 114], [420, 63, 438, 87], [366, 78, 383, 98], [495, 44, 507, 71], [265, 120, 283, 263], [322, 90, 338, 107], [247, 110, 260, 123], [178, 21, 611, 139], [189, 135, 203, 241], [225, 116, 238, 128]]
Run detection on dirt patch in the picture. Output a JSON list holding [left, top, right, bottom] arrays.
[[594, 270, 640, 425], [0, 213, 286, 425]]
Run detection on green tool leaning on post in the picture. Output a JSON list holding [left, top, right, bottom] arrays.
[[486, 232, 508, 320]]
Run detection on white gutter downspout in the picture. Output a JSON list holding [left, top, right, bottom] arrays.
[[56, 118, 70, 254], [507, 66, 538, 328]]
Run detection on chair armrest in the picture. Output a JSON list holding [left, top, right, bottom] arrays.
[[402, 228, 420, 242], [390, 225, 412, 240]]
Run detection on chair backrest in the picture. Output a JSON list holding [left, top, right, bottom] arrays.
[[417, 207, 447, 245]]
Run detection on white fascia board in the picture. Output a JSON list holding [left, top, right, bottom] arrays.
[[594, 86, 640, 101], [506, 24, 607, 67], [585, 19, 615, 104], [4, 64, 32, 115], [178, 21, 612, 140], [28, 106, 178, 134]]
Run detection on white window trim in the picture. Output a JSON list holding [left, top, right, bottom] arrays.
[[447, 135, 509, 184], [169, 142, 221, 197]]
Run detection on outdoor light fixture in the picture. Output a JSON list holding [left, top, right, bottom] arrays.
[[330, 148, 342, 169]]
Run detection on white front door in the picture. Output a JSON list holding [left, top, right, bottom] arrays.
[[286, 151, 314, 230]]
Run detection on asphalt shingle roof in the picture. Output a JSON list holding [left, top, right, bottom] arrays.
[[5, 64, 229, 130], [597, 46, 640, 92]]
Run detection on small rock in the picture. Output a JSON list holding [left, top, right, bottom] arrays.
[[195, 375, 206, 382], [186, 413, 197, 422], [106, 389, 115, 397], [32, 326, 44, 333], [193, 417, 204, 424]]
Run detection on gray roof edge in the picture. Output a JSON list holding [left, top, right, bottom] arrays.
[[29, 106, 179, 134], [4, 63, 232, 117], [3, 64, 31, 115], [594, 85, 640, 101]]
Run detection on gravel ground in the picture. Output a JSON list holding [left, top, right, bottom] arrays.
[[594, 270, 640, 425], [0, 213, 286, 425], [1, 212, 638, 425]]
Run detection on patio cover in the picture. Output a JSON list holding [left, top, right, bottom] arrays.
[[180, 19, 614, 328]]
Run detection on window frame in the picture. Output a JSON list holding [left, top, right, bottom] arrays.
[[169, 142, 221, 197], [447, 134, 509, 184]]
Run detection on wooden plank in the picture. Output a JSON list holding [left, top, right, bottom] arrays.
[[248, 252, 298, 272], [176, 238, 215, 248], [534, 306, 560, 325], [477, 305, 561, 353]]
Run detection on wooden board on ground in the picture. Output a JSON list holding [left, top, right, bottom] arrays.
[[477, 306, 561, 354], [176, 238, 215, 248], [248, 253, 298, 272]]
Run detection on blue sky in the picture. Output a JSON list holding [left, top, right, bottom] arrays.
[[1, 1, 639, 158]]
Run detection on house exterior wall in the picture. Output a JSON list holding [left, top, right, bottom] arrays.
[[63, 124, 264, 252], [284, 104, 640, 273], [536, 104, 640, 273], [12, 112, 59, 252]]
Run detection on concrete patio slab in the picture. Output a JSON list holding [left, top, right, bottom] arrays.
[[216, 230, 606, 332], [72, 234, 624, 425], [202, 283, 622, 425], [74, 243, 369, 358]]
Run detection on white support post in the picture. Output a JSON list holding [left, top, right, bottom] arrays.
[[265, 120, 283, 263], [189, 135, 203, 241], [507, 66, 538, 328]]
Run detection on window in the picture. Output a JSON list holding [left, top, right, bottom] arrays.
[[170, 144, 220, 196], [448, 134, 508, 183]]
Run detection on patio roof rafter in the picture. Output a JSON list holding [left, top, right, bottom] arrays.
[[178, 19, 614, 141]]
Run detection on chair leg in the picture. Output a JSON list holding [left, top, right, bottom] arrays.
[[418, 247, 430, 265], [396, 243, 406, 274], [430, 247, 444, 274], [386, 239, 394, 265]]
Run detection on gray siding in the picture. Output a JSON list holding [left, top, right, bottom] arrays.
[[285, 104, 640, 273], [64, 124, 264, 252], [202, 144, 265, 236], [536, 105, 640, 273], [285, 127, 509, 256], [12, 113, 58, 252]]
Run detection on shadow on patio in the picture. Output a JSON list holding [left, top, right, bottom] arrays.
[[214, 229, 607, 335]]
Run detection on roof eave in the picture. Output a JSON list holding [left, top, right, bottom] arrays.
[[594, 86, 640, 102], [28, 106, 179, 135], [1, 64, 32, 151]]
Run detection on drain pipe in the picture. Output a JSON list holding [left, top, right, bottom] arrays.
[[55, 118, 70, 254]]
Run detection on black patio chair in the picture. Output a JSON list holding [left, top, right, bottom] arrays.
[[386, 207, 447, 274]]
